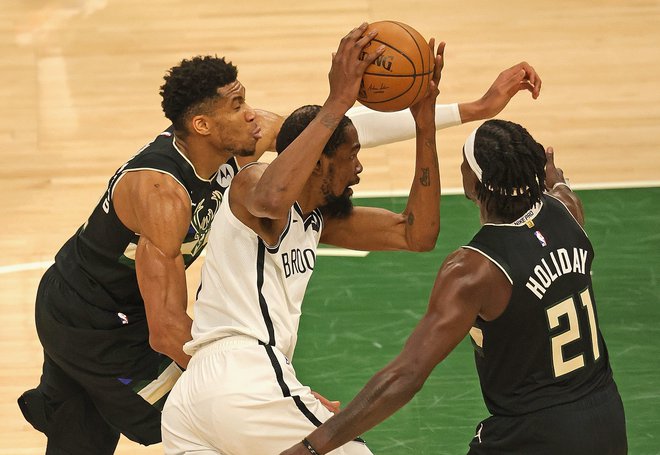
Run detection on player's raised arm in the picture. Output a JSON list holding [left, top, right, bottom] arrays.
[[348, 61, 542, 148], [234, 24, 384, 221], [320, 40, 443, 252]]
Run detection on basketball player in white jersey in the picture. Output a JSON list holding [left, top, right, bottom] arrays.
[[161, 23, 447, 454]]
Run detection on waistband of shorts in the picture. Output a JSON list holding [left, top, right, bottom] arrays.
[[189, 335, 260, 364], [527, 379, 621, 416], [562, 379, 620, 411]]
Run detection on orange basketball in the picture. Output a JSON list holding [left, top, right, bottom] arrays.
[[358, 21, 434, 112]]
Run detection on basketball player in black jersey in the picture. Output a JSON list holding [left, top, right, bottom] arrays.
[[17, 54, 282, 453], [282, 120, 627, 455]]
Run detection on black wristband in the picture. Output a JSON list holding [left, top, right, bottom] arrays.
[[301, 438, 320, 455]]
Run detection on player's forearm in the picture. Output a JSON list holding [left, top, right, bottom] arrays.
[[253, 103, 347, 218], [137, 251, 192, 368], [149, 313, 193, 368], [402, 124, 440, 252], [457, 98, 493, 124], [299, 366, 421, 455], [347, 103, 461, 148], [254, 109, 284, 155], [550, 182, 585, 227]]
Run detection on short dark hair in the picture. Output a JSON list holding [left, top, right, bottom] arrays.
[[160, 56, 238, 133], [275, 105, 353, 156], [473, 119, 546, 219]]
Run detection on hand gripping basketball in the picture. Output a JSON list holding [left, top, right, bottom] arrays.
[[357, 21, 435, 112]]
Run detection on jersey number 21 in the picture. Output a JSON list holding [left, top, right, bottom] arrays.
[[546, 287, 600, 377]]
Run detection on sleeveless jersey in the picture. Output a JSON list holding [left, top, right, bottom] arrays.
[[465, 194, 613, 416], [186, 171, 323, 360], [54, 126, 239, 316]]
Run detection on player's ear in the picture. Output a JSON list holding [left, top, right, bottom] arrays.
[[191, 115, 210, 135], [312, 158, 324, 175]]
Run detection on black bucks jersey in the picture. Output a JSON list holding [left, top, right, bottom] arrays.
[[54, 126, 239, 316], [464, 195, 614, 416]]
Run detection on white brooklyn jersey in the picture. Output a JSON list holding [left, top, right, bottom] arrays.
[[185, 184, 323, 360]]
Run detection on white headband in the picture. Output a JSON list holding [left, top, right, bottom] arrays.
[[463, 124, 529, 196], [463, 126, 482, 181]]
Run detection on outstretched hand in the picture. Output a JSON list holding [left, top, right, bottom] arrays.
[[475, 61, 542, 119], [409, 39, 445, 127], [327, 23, 385, 111]]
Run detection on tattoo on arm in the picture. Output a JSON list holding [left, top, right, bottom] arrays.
[[407, 212, 415, 225], [420, 168, 430, 186]]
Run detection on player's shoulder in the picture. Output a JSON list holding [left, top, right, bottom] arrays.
[[440, 247, 508, 284], [118, 169, 190, 209], [440, 248, 485, 274], [232, 161, 268, 186]]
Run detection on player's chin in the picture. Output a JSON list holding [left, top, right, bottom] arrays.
[[235, 147, 256, 157], [345, 181, 359, 196]]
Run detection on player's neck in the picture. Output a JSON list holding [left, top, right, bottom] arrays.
[[174, 134, 230, 179], [481, 204, 534, 225], [295, 182, 326, 218]]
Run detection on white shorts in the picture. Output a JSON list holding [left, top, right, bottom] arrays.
[[162, 336, 373, 455]]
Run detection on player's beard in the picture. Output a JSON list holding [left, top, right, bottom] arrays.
[[225, 138, 257, 157], [232, 147, 256, 157], [321, 188, 354, 219]]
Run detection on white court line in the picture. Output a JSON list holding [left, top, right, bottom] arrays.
[[0, 261, 54, 275], [355, 181, 660, 198], [3, 182, 657, 276], [317, 248, 369, 257], [0, 249, 368, 276]]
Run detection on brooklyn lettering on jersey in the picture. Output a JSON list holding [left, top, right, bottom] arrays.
[[281, 248, 316, 278], [526, 247, 588, 299]]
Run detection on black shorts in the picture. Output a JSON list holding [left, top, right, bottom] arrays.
[[20, 266, 182, 454], [467, 382, 627, 455]]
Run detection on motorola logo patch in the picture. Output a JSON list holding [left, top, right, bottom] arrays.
[[217, 164, 235, 188]]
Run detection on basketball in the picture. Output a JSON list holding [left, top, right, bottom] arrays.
[[358, 21, 434, 112]]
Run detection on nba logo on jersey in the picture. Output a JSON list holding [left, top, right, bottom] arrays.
[[534, 230, 547, 247]]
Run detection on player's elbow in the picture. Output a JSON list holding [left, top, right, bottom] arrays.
[[147, 320, 181, 357], [408, 222, 440, 252], [148, 331, 169, 355], [379, 366, 426, 405], [250, 191, 292, 219], [415, 233, 439, 252]]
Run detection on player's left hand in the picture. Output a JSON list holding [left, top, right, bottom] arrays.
[[312, 390, 341, 414]]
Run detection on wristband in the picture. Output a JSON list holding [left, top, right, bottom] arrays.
[[302, 438, 320, 455]]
